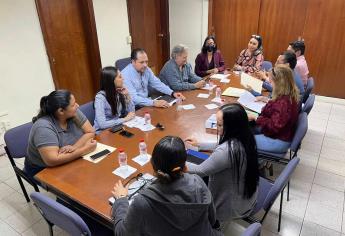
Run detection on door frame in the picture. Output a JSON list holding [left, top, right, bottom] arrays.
[[35, 0, 102, 92]]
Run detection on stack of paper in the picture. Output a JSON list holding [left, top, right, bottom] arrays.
[[222, 87, 246, 97], [201, 84, 217, 91], [240, 73, 263, 93], [210, 73, 230, 80], [123, 116, 155, 132], [237, 91, 266, 114]]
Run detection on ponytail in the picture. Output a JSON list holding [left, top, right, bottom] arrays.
[[32, 90, 71, 123]]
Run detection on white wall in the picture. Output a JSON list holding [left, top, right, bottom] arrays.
[[93, 0, 131, 67], [169, 0, 209, 68], [0, 0, 55, 128]]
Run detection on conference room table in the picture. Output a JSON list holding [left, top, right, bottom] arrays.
[[35, 72, 250, 229]]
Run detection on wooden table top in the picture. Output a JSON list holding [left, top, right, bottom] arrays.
[[35, 73, 245, 224]]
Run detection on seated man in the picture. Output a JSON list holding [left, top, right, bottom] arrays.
[[254, 51, 305, 97], [159, 44, 205, 91], [122, 48, 184, 108], [288, 40, 309, 87]]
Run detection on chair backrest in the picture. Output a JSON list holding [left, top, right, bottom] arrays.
[[241, 223, 261, 236], [302, 77, 314, 103], [115, 57, 131, 71], [290, 112, 308, 152], [262, 157, 300, 211], [30, 192, 91, 236], [4, 122, 33, 159], [302, 94, 315, 115], [262, 61, 273, 71], [79, 102, 95, 126]]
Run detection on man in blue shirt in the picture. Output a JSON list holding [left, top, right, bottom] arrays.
[[122, 48, 185, 108]]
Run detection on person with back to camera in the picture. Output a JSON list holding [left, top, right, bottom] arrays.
[[234, 34, 264, 74], [185, 103, 259, 231], [195, 36, 226, 77], [111, 136, 223, 236]]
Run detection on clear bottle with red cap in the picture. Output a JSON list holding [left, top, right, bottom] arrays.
[[118, 148, 128, 171], [138, 138, 148, 161], [216, 86, 222, 98]]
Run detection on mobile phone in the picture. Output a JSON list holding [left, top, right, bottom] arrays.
[[110, 124, 123, 133], [90, 149, 110, 160], [119, 130, 134, 138]]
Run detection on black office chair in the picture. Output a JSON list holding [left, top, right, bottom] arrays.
[[115, 57, 131, 71], [79, 102, 95, 126], [4, 122, 40, 202], [302, 77, 314, 103]]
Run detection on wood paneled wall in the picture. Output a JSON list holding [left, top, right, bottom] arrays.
[[209, 0, 345, 98]]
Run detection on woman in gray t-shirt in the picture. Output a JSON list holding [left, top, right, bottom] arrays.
[[185, 103, 259, 229], [25, 90, 96, 181]]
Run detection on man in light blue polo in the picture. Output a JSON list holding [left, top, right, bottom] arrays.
[[122, 48, 184, 109]]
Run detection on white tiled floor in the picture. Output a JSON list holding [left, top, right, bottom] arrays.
[[1, 95, 345, 235]]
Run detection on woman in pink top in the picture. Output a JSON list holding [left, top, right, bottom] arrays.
[[288, 40, 309, 87], [234, 35, 264, 74]]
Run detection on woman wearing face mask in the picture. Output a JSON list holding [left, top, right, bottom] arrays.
[[234, 35, 264, 74], [195, 36, 226, 77], [185, 103, 259, 231], [94, 66, 135, 133]]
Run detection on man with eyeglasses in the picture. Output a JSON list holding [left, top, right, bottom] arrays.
[[122, 48, 185, 109]]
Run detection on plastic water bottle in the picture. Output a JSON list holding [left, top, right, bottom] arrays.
[[208, 81, 214, 95], [118, 148, 128, 171], [138, 139, 148, 161], [215, 86, 222, 98], [176, 97, 183, 111], [144, 112, 151, 125]]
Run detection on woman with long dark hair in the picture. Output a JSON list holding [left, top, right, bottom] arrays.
[[94, 66, 135, 132], [25, 90, 96, 181], [111, 136, 222, 236], [195, 35, 226, 77], [185, 103, 259, 229]]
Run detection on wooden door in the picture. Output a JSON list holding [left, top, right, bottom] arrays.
[[126, 0, 170, 75], [35, 0, 101, 104], [208, 0, 261, 68]]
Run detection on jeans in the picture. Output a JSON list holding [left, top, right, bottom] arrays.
[[255, 134, 291, 153]]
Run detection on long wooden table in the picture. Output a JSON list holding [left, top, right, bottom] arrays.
[[35, 73, 245, 228]]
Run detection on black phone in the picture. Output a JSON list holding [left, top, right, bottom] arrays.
[[119, 130, 134, 138], [90, 149, 110, 160], [110, 124, 123, 133]]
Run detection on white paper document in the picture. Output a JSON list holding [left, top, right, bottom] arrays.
[[205, 113, 217, 129], [124, 116, 155, 131], [240, 73, 263, 93], [183, 104, 196, 110], [201, 84, 217, 91], [211, 97, 222, 103], [222, 87, 245, 97], [83, 143, 116, 163], [210, 73, 230, 80], [112, 165, 137, 179], [220, 78, 230, 83], [237, 91, 266, 114], [205, 104, 219, 110], [132, 154, 151, 166], [197, 93, 210, 98]]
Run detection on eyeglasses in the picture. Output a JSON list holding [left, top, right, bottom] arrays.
[[251, 34, 261, 40], [125, 173, 154, 200]]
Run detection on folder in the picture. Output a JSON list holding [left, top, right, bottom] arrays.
[[240, 73, 263, 94], [222, 87, 246, 97], [186, 149, 209, 164]]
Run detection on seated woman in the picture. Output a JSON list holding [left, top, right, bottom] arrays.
[[195, 36, 226, 77], [159, 44, 206, 91], [249, 65, 300, 153], [234, 35, 264, 74], [94, 66, 135, 133], [25, 90, 96, 181], [111, 136, 222, 236], [185, 104, 259, 230]]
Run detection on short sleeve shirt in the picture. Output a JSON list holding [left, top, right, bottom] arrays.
[[26, 109, 87, 167]]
